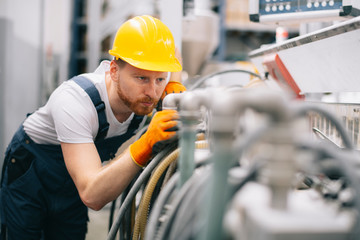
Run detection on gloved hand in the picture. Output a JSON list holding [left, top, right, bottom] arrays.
[[152, 125, 179, 155], [129, 110, 179, 167], [161, 81, 187, 100]]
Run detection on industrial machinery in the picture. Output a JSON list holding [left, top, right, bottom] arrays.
[[104, 2, 360, 240], [249, 0, 360, 24], [106, 84, 360, 240]]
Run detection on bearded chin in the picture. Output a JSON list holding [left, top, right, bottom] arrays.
[[117, 88, 158, 115], [130, 101, 157, 115]]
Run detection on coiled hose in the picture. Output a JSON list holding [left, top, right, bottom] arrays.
[[132, 148, 180, 240], [155, 168, 211, 240], [107, 143, 177, 240], [132, 140, 209, 240]]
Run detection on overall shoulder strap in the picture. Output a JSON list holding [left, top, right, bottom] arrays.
[[127, 114, 145, 134], [72, 76, 109, 141]]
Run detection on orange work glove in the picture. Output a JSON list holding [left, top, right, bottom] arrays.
[[161, 81, 187, 100], [129, 110, 179, 167]]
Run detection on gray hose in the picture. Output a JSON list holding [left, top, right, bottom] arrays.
[[107, 143, 177, 240], [145, 172, 180, 240], [155, 168, 211, 240], [168, 171, 210, 240]]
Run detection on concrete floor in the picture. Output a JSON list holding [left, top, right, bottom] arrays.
[[86, 205, 111, 240]]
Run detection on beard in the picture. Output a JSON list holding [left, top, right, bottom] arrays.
[[117, 86, 158, 115]]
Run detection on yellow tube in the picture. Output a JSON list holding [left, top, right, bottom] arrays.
[[161, 160, 177, 189], [132, 148, 180, 240]]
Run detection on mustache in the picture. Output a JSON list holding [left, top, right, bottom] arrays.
[[138, 96, 157, 104]]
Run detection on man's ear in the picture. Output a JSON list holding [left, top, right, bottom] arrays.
[[109, 60, 119, 82]]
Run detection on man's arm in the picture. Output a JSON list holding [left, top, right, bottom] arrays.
[[61, 109, 179, 211], [61, 142, 140, 211]]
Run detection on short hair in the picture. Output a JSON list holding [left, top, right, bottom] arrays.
[[114, 57, 127, 69]]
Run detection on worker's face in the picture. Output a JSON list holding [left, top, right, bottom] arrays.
[[116, 63, 168, 115]]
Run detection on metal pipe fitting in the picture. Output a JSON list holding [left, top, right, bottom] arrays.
[[162, 93, 184, 110], [177, 90, 212, 187], [201, 88, 293, 240]]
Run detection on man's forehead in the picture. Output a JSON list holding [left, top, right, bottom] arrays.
[[126, 64, 168, 77]]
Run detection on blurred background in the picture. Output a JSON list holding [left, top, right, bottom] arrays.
[[0, 0, 300, 161], [1, 0, 360, 239]]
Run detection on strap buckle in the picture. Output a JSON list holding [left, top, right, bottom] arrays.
[[95, 101, 106, 112]]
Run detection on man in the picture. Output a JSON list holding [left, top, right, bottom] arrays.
[[0, 15, 186, 239]]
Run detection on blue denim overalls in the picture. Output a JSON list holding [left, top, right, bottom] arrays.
[[0, 76, 144, 240]]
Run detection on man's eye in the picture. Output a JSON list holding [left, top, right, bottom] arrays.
[[137, 77, 146, 80], [157, 78, 165, 82]]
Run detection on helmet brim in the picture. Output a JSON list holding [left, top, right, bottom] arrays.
[[109, 51, 182, 72]]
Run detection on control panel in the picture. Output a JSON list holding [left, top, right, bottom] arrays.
[[249, 0, 360, 23], [259, 0, 342, 15]]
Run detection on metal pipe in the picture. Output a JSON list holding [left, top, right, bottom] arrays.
[[199, 90, 238, 240], [177, 90, 211, 187], [200, 88, 294, 240], [162, 92, 183, 110]]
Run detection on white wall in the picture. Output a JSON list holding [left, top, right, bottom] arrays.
[[43, 0, 71, 93], [0, 0, 72, 164], [0, 0, 43, 160]]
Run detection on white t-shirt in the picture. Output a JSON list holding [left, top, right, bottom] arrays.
[[23, 60, 146, 145]]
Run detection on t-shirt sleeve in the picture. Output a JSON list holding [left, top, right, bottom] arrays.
[[49, 85, 98, 143]]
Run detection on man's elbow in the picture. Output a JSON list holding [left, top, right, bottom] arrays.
[[80, 193, 106, 211]]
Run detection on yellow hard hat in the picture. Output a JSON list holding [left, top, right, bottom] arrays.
[[109, 15, 182, 72]]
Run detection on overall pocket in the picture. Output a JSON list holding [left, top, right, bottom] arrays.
[[6, 145, 34, 185]]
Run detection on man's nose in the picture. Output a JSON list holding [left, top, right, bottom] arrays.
[[144, 80, 157, 98]]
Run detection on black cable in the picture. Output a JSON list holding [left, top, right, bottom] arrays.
[[121, 190, 132, 240], [188, 69, 263, 90], [108, 199, 116, 232], [106, 143, 177, 240]]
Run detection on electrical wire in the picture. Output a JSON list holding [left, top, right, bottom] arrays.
[[188, 69, 263, 90]]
